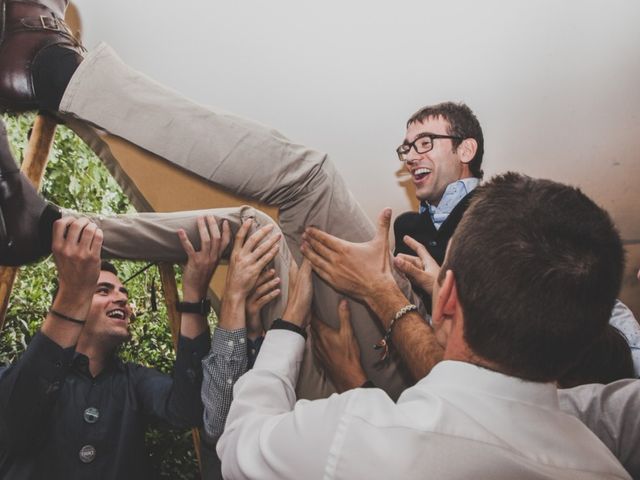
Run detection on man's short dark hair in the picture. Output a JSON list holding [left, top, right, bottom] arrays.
[[52, 261, 120, 302], [407, 102, 484, 178], [101, 260, 118, 276], [440, 172, 624, 382], [557, 325, 635, 388]]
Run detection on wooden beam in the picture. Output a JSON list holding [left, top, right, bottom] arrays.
[[158, 262, 203, 476], [0, 114, 58, 329]]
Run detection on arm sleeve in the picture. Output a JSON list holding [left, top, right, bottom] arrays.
[[559, 379, 640, 478], [200, 327, 248, 446], [217, 329, 353, 480], [608, 299, 640, 376], [0, 332, 75, 453], [134, 331, 210, 428]]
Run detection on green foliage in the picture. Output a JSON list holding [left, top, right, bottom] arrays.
[[1, 113, 206, 479]]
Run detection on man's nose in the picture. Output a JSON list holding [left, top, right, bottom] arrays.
[[112, 293, 128, 306], [404, 152, 420, 165]]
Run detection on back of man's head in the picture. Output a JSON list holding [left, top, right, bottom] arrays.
[[441, 172, 624, 382], [408, 101, 484, 178]]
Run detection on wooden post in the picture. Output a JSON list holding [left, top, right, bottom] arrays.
[[158, 262, 203, 476], [0, 114, 58, 330]]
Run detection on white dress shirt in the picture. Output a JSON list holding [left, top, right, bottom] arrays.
[[218, 330, 630, 480], [559, 379, 640, 479]]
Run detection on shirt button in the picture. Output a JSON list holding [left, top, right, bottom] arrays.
[[251, 349, 256, 355], [227, 340, 234, 347], [84, 407, 100, 424], [428, 240, 437, 247], [79, 444, 96, 463], [226, 378, 233, 385], [239, 338, 245, 344], [46, 381, 62, 395]]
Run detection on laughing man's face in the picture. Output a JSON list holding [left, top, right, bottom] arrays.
[[403, 116, 470, 206]]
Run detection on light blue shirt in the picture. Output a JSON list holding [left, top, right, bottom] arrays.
[[609, 300, 640, 376], [420, 177, 480, 229]]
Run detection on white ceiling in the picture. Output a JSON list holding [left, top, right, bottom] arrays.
[[71, 0, 640, 313]]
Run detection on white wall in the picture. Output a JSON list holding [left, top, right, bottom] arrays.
[[71, 0, 640, 311]]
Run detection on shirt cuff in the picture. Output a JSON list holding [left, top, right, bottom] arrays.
[[253, 329, 305, 376], [211, 327, 248, 358], [270, 318, 307, 340], [176, 331, 211, 371]]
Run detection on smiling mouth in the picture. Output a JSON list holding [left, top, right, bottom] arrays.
[[107, 309, 127, 321], [412, 167, 432, 182]]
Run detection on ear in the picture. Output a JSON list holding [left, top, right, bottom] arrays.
[[431, 269, 458, 325], [431, 269, 460, 346], [457, 138, 478, 165]]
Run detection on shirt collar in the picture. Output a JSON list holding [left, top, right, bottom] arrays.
[[418, 360, 559, 409], [72, 352, 125, 377], [419, 177, 479, 223]]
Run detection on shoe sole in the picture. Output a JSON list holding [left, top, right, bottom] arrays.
[[0, 204, 7, 242], [0, 0, 5, 45]]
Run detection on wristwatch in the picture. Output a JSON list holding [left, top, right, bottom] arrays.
[[176, 299, 211, 316]]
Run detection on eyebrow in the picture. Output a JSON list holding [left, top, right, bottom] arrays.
[[97, 282, 129, 297], [404, 131, 437, 143]]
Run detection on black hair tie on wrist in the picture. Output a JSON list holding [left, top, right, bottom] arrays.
[[49, 308, 86, 325]]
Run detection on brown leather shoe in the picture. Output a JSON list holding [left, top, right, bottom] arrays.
[[0, 0, 84, 112], [0, 118, 61, 265]]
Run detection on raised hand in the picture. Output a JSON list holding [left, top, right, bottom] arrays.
[[225, 219, 281, 301], [282, 259, 313, 328], [301, 208, 397, 304], [246, 268, 281, 340], [393, 235, 441, 295], [311, 300, 366, 392], [52, 217, 103, 303], [218, 219, 281, 332], [178, 215, 231, 301], [43, 217, 104, 346]]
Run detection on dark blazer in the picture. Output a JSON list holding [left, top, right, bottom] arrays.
[[393, 191, 476, 310]]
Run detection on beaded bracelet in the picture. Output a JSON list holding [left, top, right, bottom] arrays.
[[373, 304, 417, 361]]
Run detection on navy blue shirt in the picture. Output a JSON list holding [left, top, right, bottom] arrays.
[[0, 331, 209, 479]]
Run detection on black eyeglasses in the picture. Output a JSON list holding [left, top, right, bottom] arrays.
[[396, 133, 462, 161]]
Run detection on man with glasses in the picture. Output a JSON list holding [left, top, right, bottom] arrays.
[[390, 102, 640, 377], [392, 102, 484, 300]]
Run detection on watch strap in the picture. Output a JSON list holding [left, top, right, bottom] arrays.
[[176, 299, 211, 315]]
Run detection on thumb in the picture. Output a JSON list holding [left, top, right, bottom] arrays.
[[375, 208, 392, 241], [338, 299, 352, 334]]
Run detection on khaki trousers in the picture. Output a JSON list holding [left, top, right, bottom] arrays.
[[59, 43, 422, 400]]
